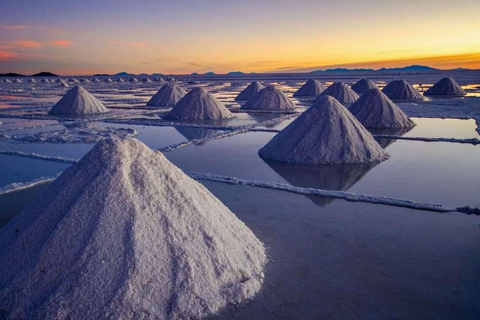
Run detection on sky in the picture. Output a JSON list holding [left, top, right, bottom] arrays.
[[1, 0, 479, 75]]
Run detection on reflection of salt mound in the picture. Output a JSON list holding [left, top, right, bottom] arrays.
[[0, 138, 266, 320], [424, 77, 466, 97], [349, 89, 415, 129], [235, 82, 265, 101], [316, 82, 359, 106], [147, 83, 186, 107], [241, 86, 296, 111], [259, 96, 389, 164], [382, 80, 423, 100], [351, 79, 377, 94], [49, 86, 110, 115], [293, 79, 326, 97], [175, 126, 214, 140], [59, 80, 70, 87], [264, 159, 376, 206], [166, 87, 234, 120]]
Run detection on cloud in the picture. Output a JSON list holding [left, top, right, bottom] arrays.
[[0, 25, 29, 30], [10, 40, 43, 48], [108, 41, 149, 47], [50, 40, 73, 48], [0, 51, 20, 63]]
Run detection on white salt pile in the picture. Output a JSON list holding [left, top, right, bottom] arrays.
[[351, 79, 378, 94], [424, 77, 466, 97], [382, 80, 423, 100], [166, 87, 234, 120], [4, 79, 12, 83], [316, 82, 359, 106], [147, 83, 187, 107], [235, 81, 265, 101], [28, 78, 37, 83], [105, 78, 113, 82], [155, 77, 165, 82], [93, 78, 100, 82], [42, 78, 50, 83], [349, 89, 415, 129], [141, 78, 152, 83], [14, 79, 22, 83], [81, 78, 90, 83], [0, 138, 266, 320], [241, 86, 296, 111], [259, 96, 389, 164], [48, 85, 110, 115], [129, 77, 138, 83], [59, 79, 70, 87], [117, 78, 124, 82], [293, 79, 326, 97]]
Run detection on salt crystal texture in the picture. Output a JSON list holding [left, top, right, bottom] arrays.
[[48, 85, 109, 115], [316, 82, 359, 106], [293, 79, 326, 97], [351, 79, 378, 94], [166, 87, 234, 120], [235, 82, 265, 101], [424, 77, 466, 97], [241, 86, 296, 111], [382, 80, 423, 101], [0, 138, 266, 320], [349, 89, 415, 129], [259, 96, 389, 164], [147, 83, 187, 107]]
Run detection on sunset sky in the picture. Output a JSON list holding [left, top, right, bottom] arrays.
[[1, 0, 479, 75]]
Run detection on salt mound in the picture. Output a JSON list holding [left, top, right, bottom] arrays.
[[59, 79, 70, 87], [235, 82, 265, 101], [316, 82, 359, 106], [81, 78, 90, 83], [4, 79, 12, 83], [349, 89, 415, 129], [293, 79, 326, 97], [93, 78, 100, 82], [351, 79, 377, 94], [48, 85, 109, 115], [117, 77, 124, 82], [0, 138, 266, 320], [28, 78, 37, 83], [147, 83, 187, 107], [141, 77, 152, 83], [241, 86, 296, 111], [382, 80, 423, 100], [14, 79, 22, 83], [129, 77, 138, 83], [424, 77, 466, 97], [166, 87, 234, 120], [259, 96, 389, 164], [42, 78, 50, 83]]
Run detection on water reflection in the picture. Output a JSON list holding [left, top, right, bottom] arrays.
[[369, 126, 414, 149], [263, 159, 377, 207], [174, 126, 217, 141]]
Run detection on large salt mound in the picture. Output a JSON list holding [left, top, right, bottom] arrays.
[[147, 83, 187, 107], [241, 86, 296, 111], [424, 77, 466, 97], [48, 86, 110, 115], [316, 82, 359, 106], [349, 89, 415, 129], [351, 78, 377, 94], [235, 81, 265, 101], [0, 138, 266, 320], [293, 79, 326, 97], [382, 80, 423, 100], [259, 96, 389, 164], [166, 87, 234, 120]]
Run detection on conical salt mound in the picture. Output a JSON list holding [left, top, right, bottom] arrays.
[[241, 86, 296, 111], [48, 86, 109, 115], [424, 77, 466, 97], [93, 78, 100, 82], [349, 89, 415, 129], [105, 78, 113, 82], [166, 87, 234, 120], [293, 79, 326, 97], [59, 79, 70, 87], [141, 78, 152, 83], [0, 138, 266, 320], [42, 78, 50, 83], [117, 78, 124, 82], [316, 82, 359, 106], [235, 82, 265, 101], [81, 78, 90, 83], [382, 80, 423, 100], [147, 83, 187, 107], [259, 96, 389, 164], [28, 78, 37, 83], [14, 79, 22, 83], [351, 79, 377, 94], [129, 77, 138, 83], [4, 79, 12, 83]]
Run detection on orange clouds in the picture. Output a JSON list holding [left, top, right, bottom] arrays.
[[50, 40, 73, 48], [0, 51, 19, 62], [10, 40, 43, 48], [0, 25, 29, 30]]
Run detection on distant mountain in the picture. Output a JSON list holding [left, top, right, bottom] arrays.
[[311, 65, 440, 74], [228, 71, 245, 75], [0, 73, 26, 77], [190, 72, 199, 76], [204, 72, 216, 75], [115, 72, 133, 76], [32, 72, 59, 77], [151, 73, 164, 77], [93, 73, 110, 76]]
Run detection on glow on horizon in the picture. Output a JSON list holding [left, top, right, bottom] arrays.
[[0, 0, 479, 75]]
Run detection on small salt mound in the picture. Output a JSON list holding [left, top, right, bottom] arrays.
[[105, 78, 113, 82], [166, 87, 234, 120], [59, 80, 70, 87], [293, 79, 326, 97], [349, 89, 415, 129], [81, 78, 90, 83], [351, 79, 378, 94], [424, 77, 466, 97], [93, 78, 100, 82], [42, 79, 50, 83], [141, 78, 152, 83], [14, 79, 22, 83], [259, 96, 389, 164], [129, 77, 138, 83], [155, 77, 165, 82], [0, 138, 266, 320], [4, 79, 12, 83], [316, 82, 359, 106], [49, 85, 109, 115], [147, 83, 187, 107], [235, 81, 265, 101], [382, 80, 423, 100], [117, 78, 124, 82], [241, 86, 296, 111], [28, 78, 37, 83]]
